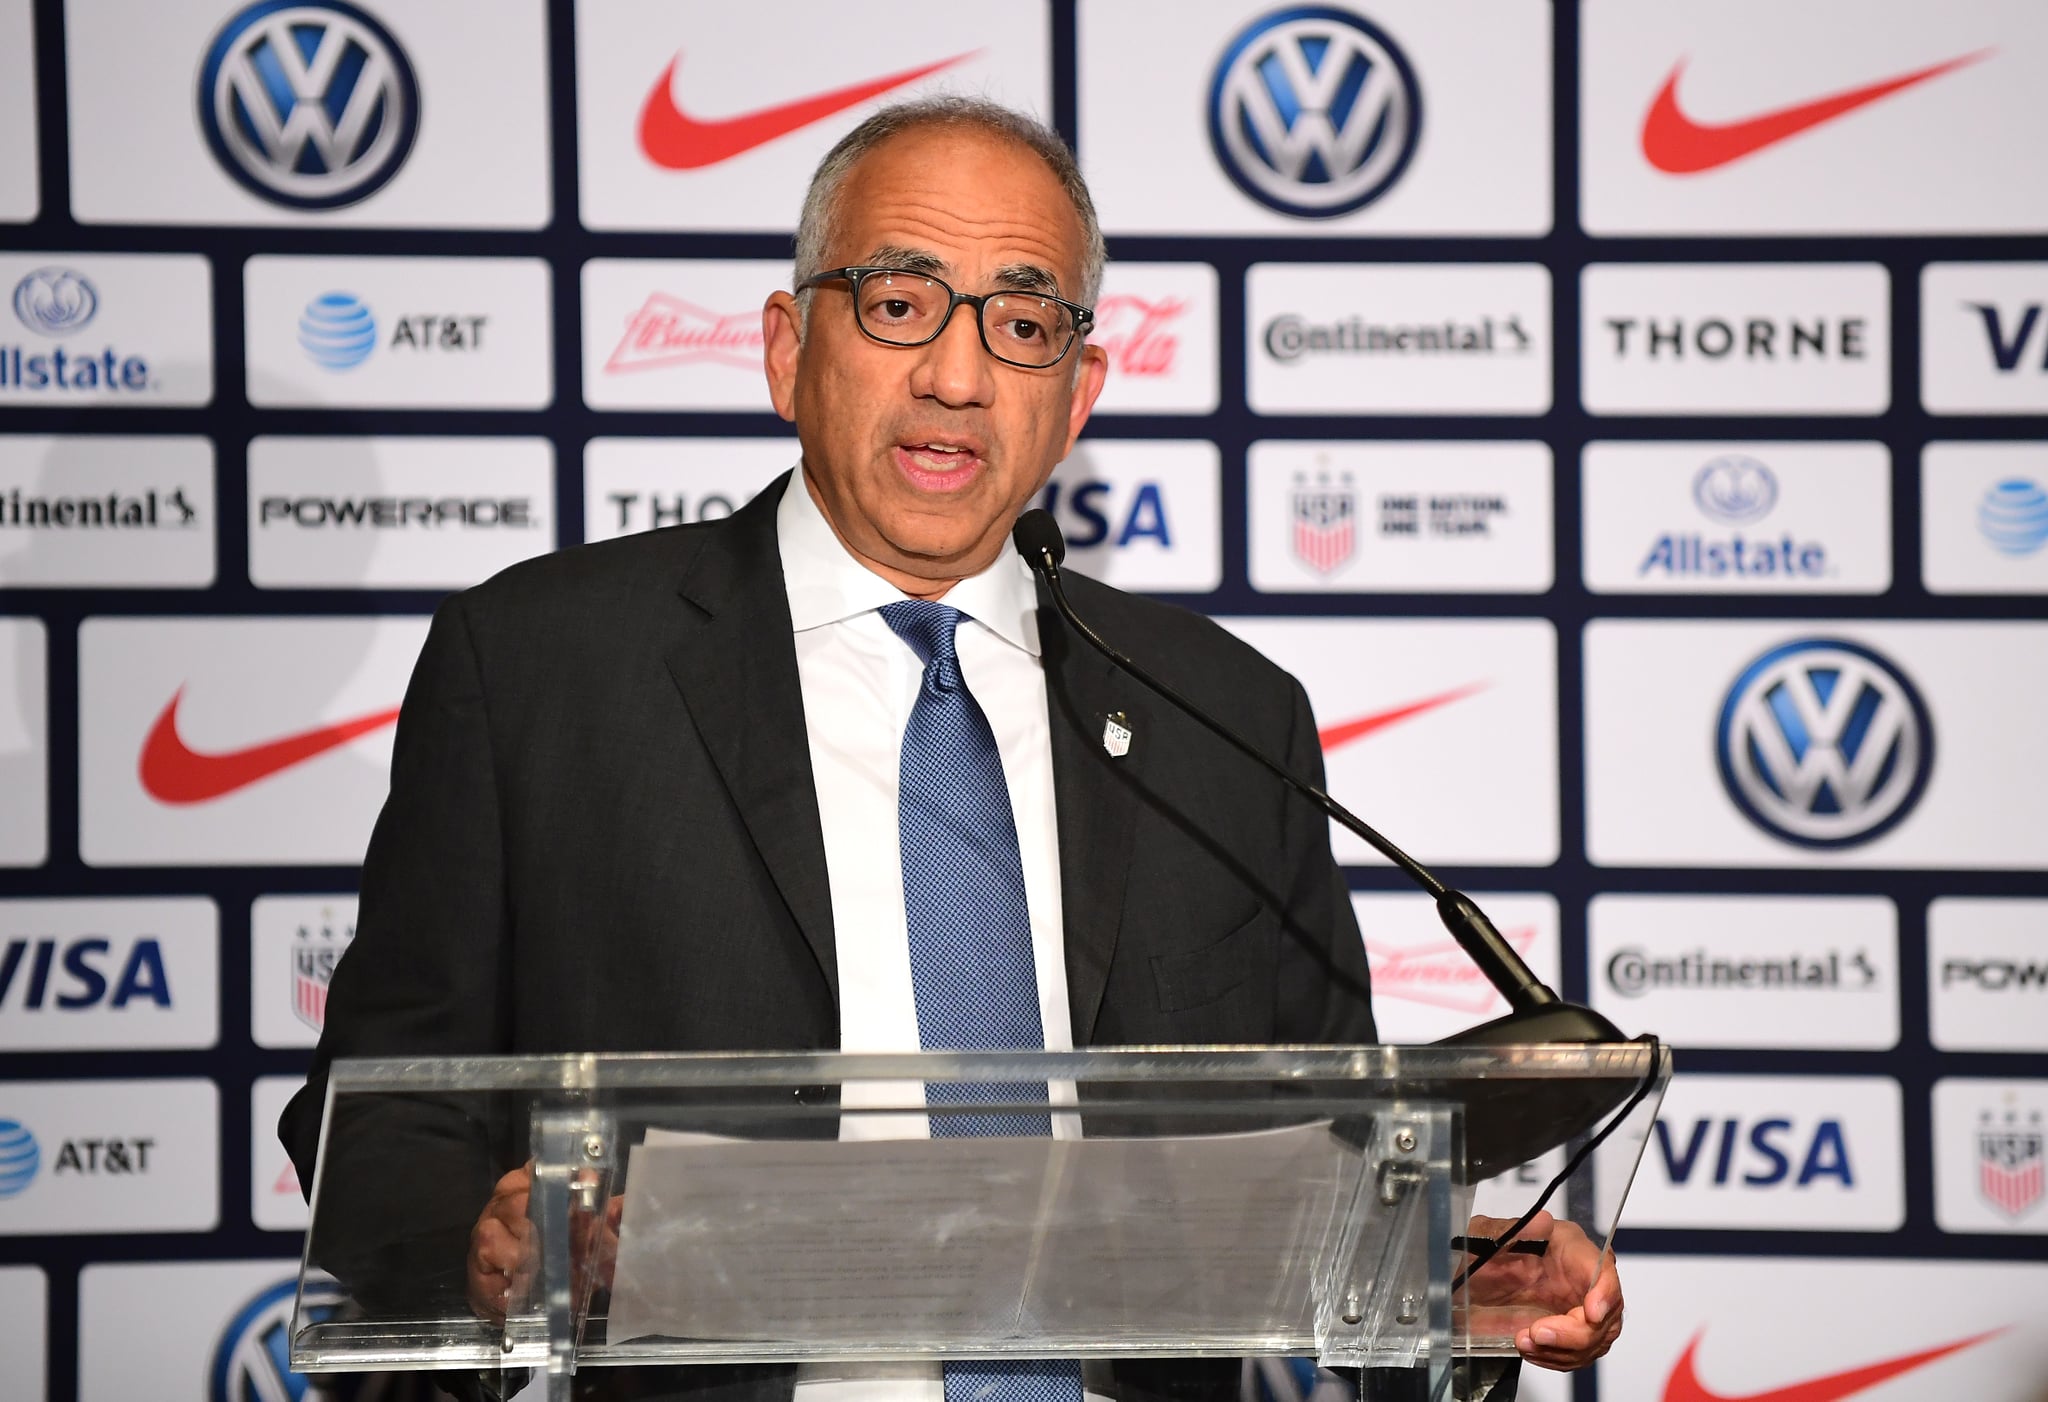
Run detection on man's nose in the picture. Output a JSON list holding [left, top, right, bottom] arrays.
[[910, 301, 995, 407]]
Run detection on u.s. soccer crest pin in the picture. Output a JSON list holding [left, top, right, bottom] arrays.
[[1102, 712, 1133, 758]]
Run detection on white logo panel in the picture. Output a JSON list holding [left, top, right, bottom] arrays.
[[1248, 440, 1553, 594], [0, 898, 218, 1051], [252, 1076, 309, 1231], [583, 438, 794, 543], [1582, 441, 1891, 594], [1923, 442, 2048, 594], [1247, 264, 1551, 414], [1589, 895, 1898, 1050], [576, 1, 1049, 232], [0, 617, 45, 867], [1923, 263, 2048, 414], [1351, 892, 1558, 1043], [583, 259, 786, 411], [1041, 440, 1220, 593], [1089, 263, 1219, 416], [1934, 1078, 2048, 1233], [0, 1267, 45, 1398], [0, 253, 212, 406], [66, 0, 549, 227], [1598, 1257, 2048, 1402], [1617, 1074, 1903, 1231], [244, 256, 552, 408], [1585, 621, 2048, 868], [0, 0, 36, 223], [248, 436, 554, 590], [1930, 900, 2048, 1054], [1081, 0, 1551, 235], [1219, 618, 1558, 866], [1582, 263, 1889, 415], [79, 616, 430, 866], [251, 893, 357, 1049], [1581, 1, 2048, 235], [0, 435, 215, 587], [79, 1259, 334, 1400], [0, 1079, 218, 1234]]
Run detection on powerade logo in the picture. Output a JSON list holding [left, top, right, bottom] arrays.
[[299, 293, 376, 369], [1979, 477, 2048, 556], [197, 0, 421, 211], [2, 269, 153, 394], [210, 1277, 349, 1402], [0, 1120, 37, 1198], [1207, 6, 1422, 218], [1716, 638, 1934, 849], [1640, 455, 1829, 581]]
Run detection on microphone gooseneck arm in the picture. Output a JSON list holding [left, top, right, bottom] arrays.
[[1013, 510, 1560, 1019]]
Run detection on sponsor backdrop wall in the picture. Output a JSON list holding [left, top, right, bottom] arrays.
[[2, 1, 2045, 1398]]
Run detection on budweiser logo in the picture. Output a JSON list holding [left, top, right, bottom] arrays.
[[1366, 926, 1540, 1014], [1091, 294, 1185, 377], [606, 294, 765, 373]]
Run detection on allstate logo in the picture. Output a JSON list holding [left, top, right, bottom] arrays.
[[299, 293, 377, 370], [197, 0, 421, 211], [1979, 477, 2048, 557], [210, 1277, 350, 1402], [11, 267, 99, 336], [1207, 6, 1422, 218], [1716, 638, 1934, 849], [0, 1120, 38, 1198], [1692, 455, 1778, 524]]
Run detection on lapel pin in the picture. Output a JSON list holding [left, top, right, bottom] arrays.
[[1102, 711, 1133, 758]]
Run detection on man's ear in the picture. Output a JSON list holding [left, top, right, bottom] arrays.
[[763, 290, 803, 423], [1059, 341, 1110, 459]]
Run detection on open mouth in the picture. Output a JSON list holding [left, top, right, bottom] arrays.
[[894, 440, 984, 491]]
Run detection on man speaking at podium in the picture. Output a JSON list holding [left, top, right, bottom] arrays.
[[283, 97, 1619, 1400]]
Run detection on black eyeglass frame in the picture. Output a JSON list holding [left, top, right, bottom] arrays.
[[798, 265, 1096, 369]]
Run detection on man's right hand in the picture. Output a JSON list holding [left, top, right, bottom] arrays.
[[467, 1164, 534, 1322]]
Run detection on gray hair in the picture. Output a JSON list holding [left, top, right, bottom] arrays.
[[792, 96, 1107, 318]]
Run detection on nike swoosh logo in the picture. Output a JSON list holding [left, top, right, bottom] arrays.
[[639, 51, 975, 170], [1663, 1326, 2003, 1402], [1641, 49, 1991, 174], [139, 687, 401, 805], [1319, 684, 1486, 753]]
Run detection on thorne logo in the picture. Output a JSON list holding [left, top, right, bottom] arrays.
[[605, 294, 764, 373]]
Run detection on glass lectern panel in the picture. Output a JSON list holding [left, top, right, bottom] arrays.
[[291, 1045, 1668, 1399]]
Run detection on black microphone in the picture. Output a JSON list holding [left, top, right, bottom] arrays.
[[1013, 508, 1621, 1049]]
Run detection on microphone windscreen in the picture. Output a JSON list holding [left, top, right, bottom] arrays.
[[1011, 509, 1066, 569]]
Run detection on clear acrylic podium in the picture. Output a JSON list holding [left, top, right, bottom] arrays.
[[290, 1044, 1669, 1400]]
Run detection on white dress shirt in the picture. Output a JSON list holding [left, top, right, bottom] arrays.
[[777, 468, 1109, 1401]]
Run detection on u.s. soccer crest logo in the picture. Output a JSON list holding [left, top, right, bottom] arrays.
[[1715, 637, 1934, 849], [1979, 1110, 2045, 1219], [290, 916, 352, 1032], [197, 0, 421, 211], [1207, 6, 1424, 218], [1291, 474, 1357, 573]]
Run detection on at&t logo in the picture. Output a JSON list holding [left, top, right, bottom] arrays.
[[1716, 638, 1933, 849], [1207, 6, 1422, 218], [211, 1277, 349, 1402], [11, 268, 97, 335], [197, 0, 420, 211], [1978, 477, 2048, 557], [0, 1120, 37, 1198]]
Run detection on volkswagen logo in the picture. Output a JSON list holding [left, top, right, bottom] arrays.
[[1207, 6, 1423, 219], [11, 268, 99, 336], [1716, 638, 1934, 849], [1692, 454, 1779, 524], [210, 1276, 349, 1402], [197, 0, 421, 211]]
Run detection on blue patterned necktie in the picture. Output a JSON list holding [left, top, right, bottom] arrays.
[[881, 600, 1085, 1402]]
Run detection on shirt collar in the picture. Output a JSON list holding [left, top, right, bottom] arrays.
[[776, 464, 1042, 657]]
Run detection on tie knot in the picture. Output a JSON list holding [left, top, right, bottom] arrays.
[[881, 600, 965, 685]]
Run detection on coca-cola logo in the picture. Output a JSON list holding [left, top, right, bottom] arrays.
[[1366, 926, 1541, 1014], [605, 294, 765, 374], [1091, 294, 1185, 378]]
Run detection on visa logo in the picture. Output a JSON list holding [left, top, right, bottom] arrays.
[[1039, 479, 1173, 550], [0, 937, 172, 1010], [1652, 1115, 1854, 1188], [1973, 302, 2048, 373]]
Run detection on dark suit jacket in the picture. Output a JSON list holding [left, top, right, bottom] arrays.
[[282, 472, 1376, 1400]]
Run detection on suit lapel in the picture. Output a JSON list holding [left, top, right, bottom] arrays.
[[1040, 585, 1143, 1046], [663, 475, 838, 1006]]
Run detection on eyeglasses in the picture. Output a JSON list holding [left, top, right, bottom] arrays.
[[798, 266, 1094, 370]]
